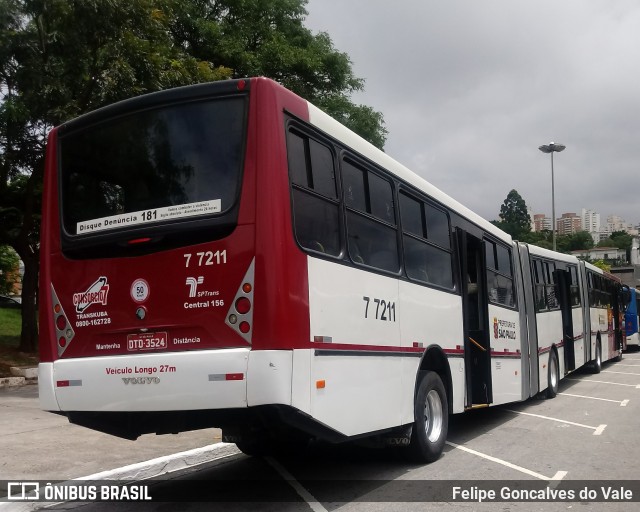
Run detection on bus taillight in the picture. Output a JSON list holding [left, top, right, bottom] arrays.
[[225, 259, 255, 343], [235, 297, 251, 314], [51, 285, 75, 356], [56, 315, 67, 330]]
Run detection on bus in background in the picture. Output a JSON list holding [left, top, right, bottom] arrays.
[[516, 244, 587, 398], [38, 78, 627, 463], [582, 264, 626, 369], [624, 287, 639, 348]]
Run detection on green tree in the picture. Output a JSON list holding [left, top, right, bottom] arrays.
[[0, 245, 19, 294], [566, 231, 595, 251], [494, 189, 531, 240], [591, 259, 611, 272], [167, 0, 387, 147], [523, 230, 594, 254], [521, 230, 553, 250], [0, 0, 386, 351], [598, 230, 632, 251]]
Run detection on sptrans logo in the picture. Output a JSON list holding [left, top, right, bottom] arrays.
[[73, 277, 110, 313], [185, 276, 204, 297]]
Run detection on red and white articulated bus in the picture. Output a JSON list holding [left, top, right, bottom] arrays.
[[39, 77, 627, 462]]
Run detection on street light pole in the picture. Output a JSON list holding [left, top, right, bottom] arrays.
[[538, 142, 566, 251]]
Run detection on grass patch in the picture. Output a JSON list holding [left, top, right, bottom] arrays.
[[0, 308, 21, 346], [0, 308, 38, 377]]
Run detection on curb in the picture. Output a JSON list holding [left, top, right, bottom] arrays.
[[0, 368, 37, 388], [0, 443, 239, 511], [0, 376, 25, 388], [77, 442, 237, 481], [10, 367, 38, 379]]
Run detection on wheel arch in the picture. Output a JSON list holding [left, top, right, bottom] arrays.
[[417, 344, 453, 414]]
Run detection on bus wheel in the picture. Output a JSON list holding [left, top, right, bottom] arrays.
[[405, 371, 448, 463], [592, 341, 602, 374], [546, 350, 559, 399]]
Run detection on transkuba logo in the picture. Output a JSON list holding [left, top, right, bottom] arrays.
[[73, 276, 109, 314]]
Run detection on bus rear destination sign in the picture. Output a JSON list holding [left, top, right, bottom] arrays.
[[76, 199, 221, 234]]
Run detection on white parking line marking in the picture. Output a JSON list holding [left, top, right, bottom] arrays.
[[565, 378, 640, 388], [506, 409, 606, 435], [594, 424, 607, 435], [612, 363, 640, 367], [558, 392, 629, 406], [266, 456, 328, 512], [446, 442, 567, 481], [603, 370, 640, 376]]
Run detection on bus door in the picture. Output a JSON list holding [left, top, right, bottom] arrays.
[[554, 268, 576, 372], [613, 284, 629, 352], [457, 230, 493, 408]]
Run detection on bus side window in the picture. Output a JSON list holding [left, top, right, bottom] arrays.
[[485, 240, 515, 308], [287, 130, 340, 256], [545, 262, 559, 310], [533, 259, 547, 311], [569, 266, 581, 306], [399, 192, 453, 289], [342, 159, 399, 272]]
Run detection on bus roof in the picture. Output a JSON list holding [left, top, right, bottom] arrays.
[[525, 243, 580, 264]]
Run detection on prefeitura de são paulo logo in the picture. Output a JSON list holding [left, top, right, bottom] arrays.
[[73, 276, 110, 313]]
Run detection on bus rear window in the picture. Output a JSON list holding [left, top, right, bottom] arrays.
[[59, 97, 247, 237]]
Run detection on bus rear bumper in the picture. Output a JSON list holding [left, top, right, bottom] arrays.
[[37, 349, 299, 440], [39, 362, 60, 411], [39, 349, 296, 413]]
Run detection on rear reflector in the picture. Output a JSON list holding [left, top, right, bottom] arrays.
[[56, 380, 82, 387], [208, 373, 245, 381]]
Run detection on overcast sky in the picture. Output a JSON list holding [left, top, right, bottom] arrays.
[[304, 0, 640, 228]]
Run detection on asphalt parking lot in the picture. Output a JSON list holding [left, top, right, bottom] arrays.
[[1, 351, 640, 511]]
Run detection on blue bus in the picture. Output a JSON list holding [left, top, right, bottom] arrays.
[[625, 288, 639, 347]]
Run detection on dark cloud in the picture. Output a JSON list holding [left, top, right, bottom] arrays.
[[305, 0, 640, 227]]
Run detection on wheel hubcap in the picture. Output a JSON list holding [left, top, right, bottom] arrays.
[[423, 389, 444, 443]]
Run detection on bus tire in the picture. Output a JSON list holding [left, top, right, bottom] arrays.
[[405, 371, 448, 463], [592, 340, 602, 374], [546, 349, 559, 399]]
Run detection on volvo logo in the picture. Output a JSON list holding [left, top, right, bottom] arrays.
[[122, 377, 160, 385]]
